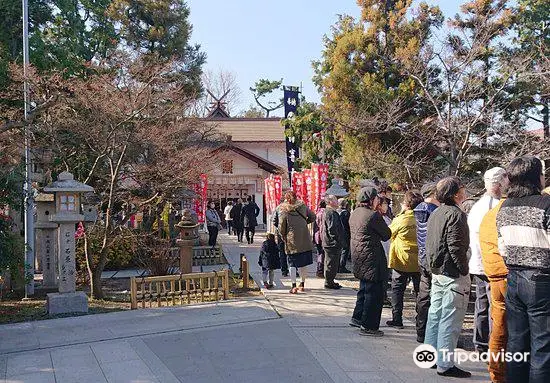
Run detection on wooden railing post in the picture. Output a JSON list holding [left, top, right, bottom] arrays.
[[242, 257, 249, 290], [223, 269, 229, 300], [130, 277, 137, 310]]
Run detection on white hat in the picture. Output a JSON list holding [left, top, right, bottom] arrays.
[[484, 167, 506, 184]]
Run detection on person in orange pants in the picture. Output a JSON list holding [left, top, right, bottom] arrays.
[[479, 198, 508, 383]]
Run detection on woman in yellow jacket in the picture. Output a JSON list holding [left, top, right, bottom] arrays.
[[386, 190, 424, 329]]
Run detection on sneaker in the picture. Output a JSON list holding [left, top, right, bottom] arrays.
[[289, 283, 298, 294], [437, 366, 471, 378], [268, 284, 274, 289], [359, 327, 384, 337], [386, 320, 404, 329], [349, 318, 362, 328], [324, 282, 342, 289]]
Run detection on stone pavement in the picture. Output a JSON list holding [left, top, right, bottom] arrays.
[[221, 232, 491, 383], [0, 232, 491, 383]]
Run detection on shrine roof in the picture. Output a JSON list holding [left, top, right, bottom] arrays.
[[213, 143, 282, 174], [207, 118, 285, 142]]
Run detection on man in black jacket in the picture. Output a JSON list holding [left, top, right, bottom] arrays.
[[322, 195, 345, 289], [424, 176, 471, 378], [230, 199, 244, 242], [242, 196, 260, 244], [349, 187, 391, 337], [338, 198, 352, 273]]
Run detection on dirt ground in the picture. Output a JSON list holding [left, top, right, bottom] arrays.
[[0, 270, 259, 324]]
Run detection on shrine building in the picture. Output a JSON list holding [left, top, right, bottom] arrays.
[[204, 98, 288, 227]]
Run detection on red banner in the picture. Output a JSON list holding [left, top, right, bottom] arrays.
[[194, 174, 208, 223], [292, 172, 305, 202], [264, 178, 277, 215], [302, 169, 311, 209], [310, 164, 319, 212], [273, 175, 282, 205]]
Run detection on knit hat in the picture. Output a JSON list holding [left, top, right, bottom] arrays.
[[484, 167, 506, 184], [420, 182, 436, 199], [356, 187, 378, 203]]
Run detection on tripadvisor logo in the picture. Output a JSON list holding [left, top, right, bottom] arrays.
[[413, 344, 530, 368], [413, 344, 437, 368]]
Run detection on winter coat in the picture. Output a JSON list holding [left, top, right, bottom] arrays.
[[230, 203, 243, 229], [321, 207, 344, 249], [426, 203, 470, 278], [242, 202, 260, 228], [479, 200, 508, 282], [314, 208, 325, 245], [278, 200, 316, 255], [388, 210, 419, 273], [258, 239, 281, 270], [349, 206, 392, 282], [467, 194, 500, 276], [224, 205, 233, 221], [338, 208, 351, 248], [413, 202, 438, 272], [205, 208, 221, 227]]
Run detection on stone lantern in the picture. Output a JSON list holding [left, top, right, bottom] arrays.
[[43, 171, 94, 314], [325, 179, 349, 198], [175, 209, 199, 274], [34, 193, 58, 288]]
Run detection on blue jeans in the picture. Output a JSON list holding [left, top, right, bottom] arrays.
[[506, 268, 550, 383], [352, 279, 384, 330], [425, 274, 470, 370]]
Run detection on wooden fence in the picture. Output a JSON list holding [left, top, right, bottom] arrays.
[[192, 246, 224, 266], [130, 270, 230, 309]]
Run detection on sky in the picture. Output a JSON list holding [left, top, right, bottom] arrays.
[[186, 1, 464, 117]]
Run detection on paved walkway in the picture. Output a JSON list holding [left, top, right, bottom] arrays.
[[0, 232, 491, 382], [221, 232, 490, 383]]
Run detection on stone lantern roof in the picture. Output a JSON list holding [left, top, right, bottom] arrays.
[[325, 179, 349, 198], [44, 171, 94, 193]]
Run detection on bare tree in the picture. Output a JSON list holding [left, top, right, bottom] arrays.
[[18, 55, 223, 298]]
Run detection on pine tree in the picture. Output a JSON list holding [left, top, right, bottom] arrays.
[[312, 0, 442, 182]]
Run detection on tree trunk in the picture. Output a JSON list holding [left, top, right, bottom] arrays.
[[91, 267, 104, 299], [543, 97, 549, 139]]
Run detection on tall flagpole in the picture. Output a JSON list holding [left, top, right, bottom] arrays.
[[23, 0, 35, 297]]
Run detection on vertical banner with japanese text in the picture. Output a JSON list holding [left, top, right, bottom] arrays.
[[273, 175, 282, 204], [310, 164, 319, 212], [292, 172, 305, 202], [264, 178, 277, 215], [284, 86, 300, 186], [194, 174, 208, 223], [302, 169, 311, 208]]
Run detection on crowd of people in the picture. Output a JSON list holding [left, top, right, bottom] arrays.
[[205, 196, 260, 247], [263, 155, 549, 382]]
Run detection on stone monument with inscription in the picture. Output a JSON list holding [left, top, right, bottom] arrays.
[[35, 193, 58, 288], [44, 171, 94, 314]]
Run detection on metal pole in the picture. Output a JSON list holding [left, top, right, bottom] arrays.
[[23, 0, 35, 297]]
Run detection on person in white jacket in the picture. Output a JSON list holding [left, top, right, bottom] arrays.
[[467, 167, 508, 353], [224, 201, 234, 235]]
